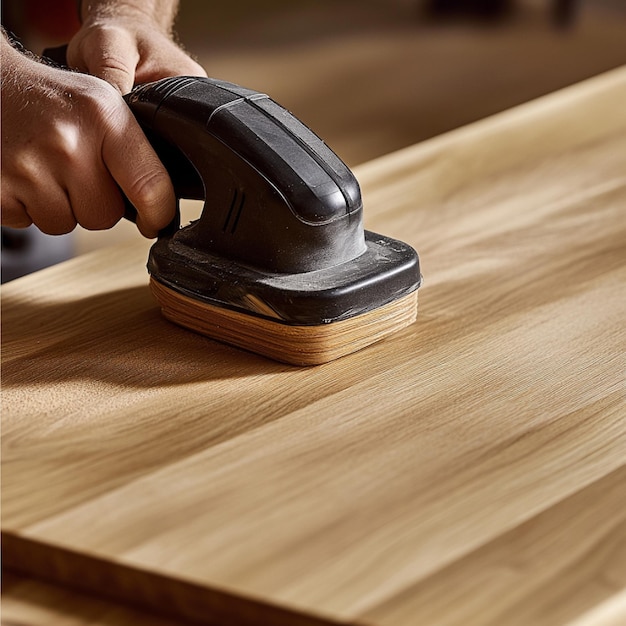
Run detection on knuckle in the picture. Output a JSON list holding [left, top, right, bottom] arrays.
[[99, 54, 134, 75], [73, 182, 125, 231], [10, 151, 41, 181], [131, 169, 171, 212], [50, 124, 83, 166], [85, 82, 122, 116], [71, 73, 123, 116]]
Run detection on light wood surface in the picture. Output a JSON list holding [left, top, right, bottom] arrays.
[[2, 67, 626, 626]]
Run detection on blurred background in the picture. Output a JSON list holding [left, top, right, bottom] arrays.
[[2, 0, 626, 279]]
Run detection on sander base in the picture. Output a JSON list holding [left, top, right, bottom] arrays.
[[150, 277, 418, 366]]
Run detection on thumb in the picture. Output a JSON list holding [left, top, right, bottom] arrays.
[[70, 26, 140, 94]]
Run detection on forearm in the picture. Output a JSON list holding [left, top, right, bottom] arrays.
[[79, 0, 180, 33]]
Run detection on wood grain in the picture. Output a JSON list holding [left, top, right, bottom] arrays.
[[2, 67, 626, 626]]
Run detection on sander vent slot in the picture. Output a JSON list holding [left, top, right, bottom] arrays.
[[223, 189, 246, 234]]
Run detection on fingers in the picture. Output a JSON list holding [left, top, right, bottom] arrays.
[[11, 172, 76, 235], [1, 132, 75, 234], [2, 51, 173, 238], [66, 159, 126, 232], [68, 25, 139, 94], [4, 23, 192, 238], [63, 20, 203, 236], [27, 190, 76, 236], [68, 22, 207, 95], [66, 80, 175, 237], [135, 38, 208, 84], [0, 195, 33, 229], [101, 103, 176, 238]]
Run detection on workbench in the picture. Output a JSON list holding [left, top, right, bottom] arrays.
[[2, 67, 625, 626]]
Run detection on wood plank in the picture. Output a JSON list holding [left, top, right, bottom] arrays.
[[361, 466, 626, 626], [2, 67, 626, 625], [1, 572, 182, 626]]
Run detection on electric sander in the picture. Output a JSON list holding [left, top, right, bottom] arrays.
[[123, 77, 421, 365], [43, 41, 423, 365]]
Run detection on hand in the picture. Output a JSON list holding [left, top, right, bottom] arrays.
[[66, 7, 207, 94], [1, 39, 176, 237]]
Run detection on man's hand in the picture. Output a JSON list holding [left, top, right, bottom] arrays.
[[1, 36, 176, 237], [66, 1, 206, 94], [1, 1, 206, 238]]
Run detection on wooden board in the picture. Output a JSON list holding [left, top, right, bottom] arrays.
[[2, 67, 626, 626], [2, 572, 181, 626]]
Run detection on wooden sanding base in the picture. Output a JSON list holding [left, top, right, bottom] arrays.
[[150, 277, 418, 365]]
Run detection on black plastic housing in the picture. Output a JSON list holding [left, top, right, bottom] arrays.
[[126, 77, 365, 273], [148, 231, 420, 324], [125, 77, 421, 325]]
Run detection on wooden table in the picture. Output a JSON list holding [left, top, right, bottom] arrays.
[[2, 67, 625, 626]]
